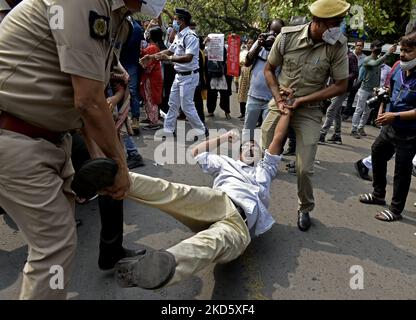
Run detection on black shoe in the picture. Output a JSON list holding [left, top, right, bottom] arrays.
[[238, 114, 245, 119], [287, 167, 297, 175], [127, 154, 145, 169], [161, 131, 176, 141], [71, 158, 118, 199], [327, 134, 342, 145], [354, 160, 372, 181], [286, 161, 296, 169], [297, 211, 311, 232], [351, 131, 361, 139], [193, 128, 209, 142], [283, 149, 296, 156], [99, 247, 146, 271], [318, 133, 326, 144], [358, 128, 367, 136], [115, 250, 176, 289]]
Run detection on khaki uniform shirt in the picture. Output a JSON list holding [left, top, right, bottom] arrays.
[[0, 0, 130, 132], [268, 23, 349, 98]]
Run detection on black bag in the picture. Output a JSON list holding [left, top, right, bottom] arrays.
[[207, 60, 224, 78]]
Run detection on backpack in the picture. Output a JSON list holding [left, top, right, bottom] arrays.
[[207, 60, 224, 78]]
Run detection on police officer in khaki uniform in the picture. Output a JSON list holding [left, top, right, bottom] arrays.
[[262, 0, 350, 231], [0, 0, 146, 299]]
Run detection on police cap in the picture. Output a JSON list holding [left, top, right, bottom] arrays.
[[175, 8, 192, 21], [309, 0, 351, 18]]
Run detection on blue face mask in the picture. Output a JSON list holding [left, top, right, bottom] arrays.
[[172, 20, 180, 32]]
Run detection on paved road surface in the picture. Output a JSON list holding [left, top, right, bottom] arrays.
[[1, 94, 415, 300]]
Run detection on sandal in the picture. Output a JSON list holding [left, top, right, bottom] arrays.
[[375, 209, 403, 222], [286, 161, 296, 169], [359, 193, 386, 205]]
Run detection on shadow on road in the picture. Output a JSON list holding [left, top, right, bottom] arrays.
[[210, 219, 416, 300]]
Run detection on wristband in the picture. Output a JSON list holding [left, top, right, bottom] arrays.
[[395, 112, 400, 120]]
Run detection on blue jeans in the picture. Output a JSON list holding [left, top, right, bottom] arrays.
[[122, 134, 138, 157], [243, 96, 270, 141], [126, 65, 141, 119]]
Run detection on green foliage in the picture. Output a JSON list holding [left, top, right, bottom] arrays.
[[159, 0, 412, 41]]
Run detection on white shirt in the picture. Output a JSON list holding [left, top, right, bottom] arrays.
[[354, 50, 367, 68], [168, 27, 199, 72], [195, 150, 281, 237], [380, 63, 392, 87]]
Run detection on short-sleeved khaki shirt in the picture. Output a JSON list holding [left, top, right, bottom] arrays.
[[0, 0, 130, 131], [268, 23, 348, 98]]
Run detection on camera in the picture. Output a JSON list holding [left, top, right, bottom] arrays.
[[259, 31, 276, 39], [366, 87, 390, 108]]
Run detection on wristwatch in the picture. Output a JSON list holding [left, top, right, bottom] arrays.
[[395, 112, 400, 120]]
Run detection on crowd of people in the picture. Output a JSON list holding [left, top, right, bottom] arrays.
[[0, 0, 415, 300]]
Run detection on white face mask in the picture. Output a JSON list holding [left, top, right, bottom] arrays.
[[322, 27, 341, 45], [400, 57, 416, 71]]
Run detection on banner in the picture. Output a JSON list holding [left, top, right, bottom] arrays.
[[141, 0, 167, 18], [207, 33, 224, 62], [227, 34, 241, 77]]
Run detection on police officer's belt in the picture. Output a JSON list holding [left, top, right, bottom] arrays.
[[0, 112, 66, 144], [177, 69, 199, 76]]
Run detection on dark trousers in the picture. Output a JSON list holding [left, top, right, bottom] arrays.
[[372, 125, 416, 214], [288, 127, 297, 151], [160, 63, 176, 114], [342, 86, 359, 117], [207, 88, 230, 114], [282, 126, 297, 153], [71, 132, 124, 252], [240, 102, 246, 116], [194, 85, 205, 123], [207, 76, 232, 114], [98, 196, 124, 252]]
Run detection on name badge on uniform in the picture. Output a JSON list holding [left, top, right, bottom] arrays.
[[89, 11, 110, 40]]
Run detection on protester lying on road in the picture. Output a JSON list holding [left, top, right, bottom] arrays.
[[72, 110, 293, 290]]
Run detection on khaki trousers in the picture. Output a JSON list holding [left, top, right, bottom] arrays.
[[127, 172, 251, 287], [0, 129, 76, 300], [261, 101, 323, 213]]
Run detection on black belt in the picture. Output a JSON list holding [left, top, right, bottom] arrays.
[[231, 199, 247, 224], [177, 69, 199, 76]]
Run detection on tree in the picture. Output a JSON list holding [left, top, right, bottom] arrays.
[[159, 0, 411, 41]]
